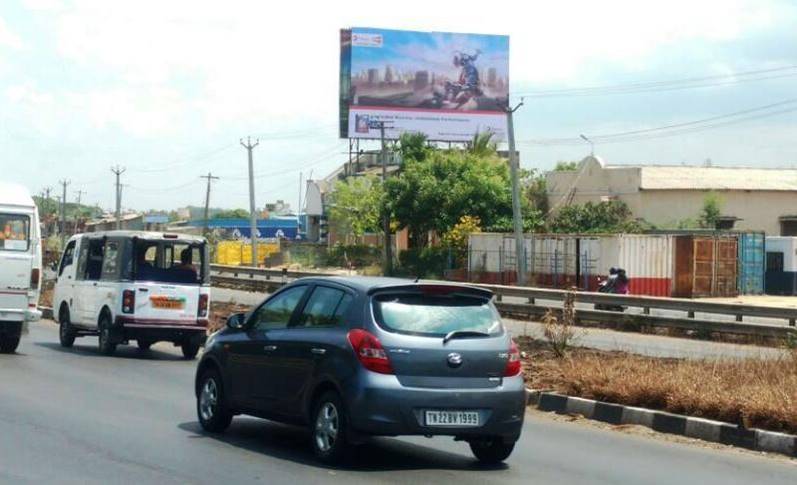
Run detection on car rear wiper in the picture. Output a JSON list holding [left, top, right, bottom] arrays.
[[443, 330, 490, 344]]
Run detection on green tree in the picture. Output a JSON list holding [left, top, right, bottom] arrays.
[[521, 168, 549, 215], [469, 131, 497, 157], [554, 160, 579, 171], [397, 132, 430, 163], [549, 200, 651, 233], [385, 140, 517, 247], [213, 208, 250, 219], [327, 175, 384, 243], [699, 191, 722, 229]]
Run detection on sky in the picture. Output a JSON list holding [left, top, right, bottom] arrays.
[[1, 0, 796, 213]]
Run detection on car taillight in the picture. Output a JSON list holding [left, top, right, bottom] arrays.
[[122, 289, 135, 314], [198, 293, 209, 318], [504, 339, 522, 377], [347, 329, 393, 375], [30, 268, 40, 289]]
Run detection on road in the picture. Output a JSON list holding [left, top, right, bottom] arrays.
[[212, 287, 785, 360], [2, 321, 794, 485]]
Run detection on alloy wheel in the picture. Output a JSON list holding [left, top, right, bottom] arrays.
[[314, 402, 339, 453], [199, 378, 218, 422]]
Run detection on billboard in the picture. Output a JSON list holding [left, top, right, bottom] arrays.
[[340, 27, 509, 142]]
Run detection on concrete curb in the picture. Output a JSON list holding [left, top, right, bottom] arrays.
[[526, 388, 797, 458]]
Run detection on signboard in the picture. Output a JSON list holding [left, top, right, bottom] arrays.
[[340, 27, 509, 142]]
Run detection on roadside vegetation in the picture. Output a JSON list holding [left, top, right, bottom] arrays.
[[519, 338, 797, 434]]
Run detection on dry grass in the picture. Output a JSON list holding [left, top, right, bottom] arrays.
[[208, 301, 251, 333], [519, 338, 797, 434]]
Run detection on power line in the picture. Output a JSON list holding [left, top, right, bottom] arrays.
[[520, 98, 797, 146], [514, 65, 797, 98]]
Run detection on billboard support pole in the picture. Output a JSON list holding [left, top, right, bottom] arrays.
[[379, 123, 393, 275], [241, 136, 260, 267], [506, 99, 526, 286]]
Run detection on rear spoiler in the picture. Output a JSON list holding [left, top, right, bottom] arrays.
[[367, 283, 493, 299]]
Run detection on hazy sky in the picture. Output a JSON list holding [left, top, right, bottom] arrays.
[[1, 0, 796, 212]]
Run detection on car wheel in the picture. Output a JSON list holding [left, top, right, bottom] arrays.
[[197, 368, 232, 433], [59, 308, 76, 348], [0, 332, 21, 354], [137, 339, 152, 351], [97, 313, 117, 356], [311, 391, 349, 464], [181, 341, 200, 360], [469, 438, 515, 464]]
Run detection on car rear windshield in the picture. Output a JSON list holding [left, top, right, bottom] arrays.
[[372, 292, 503, 337], [0, 213, 30, 252]]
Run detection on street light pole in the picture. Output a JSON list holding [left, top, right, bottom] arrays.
[[580, 134, 594, 157], [506, 99, 526, 286]]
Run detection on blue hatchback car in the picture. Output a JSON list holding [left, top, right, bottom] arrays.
[[195, 277, 526, 464]]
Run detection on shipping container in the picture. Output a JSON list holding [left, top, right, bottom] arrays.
[[764, 236, 797, 295], [578, 235, 673, 296], [673, 235, 738, 298], [524, 235, 579, 289], [738, 232, 765, 295]]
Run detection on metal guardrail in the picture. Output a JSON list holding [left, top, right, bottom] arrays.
[[210, 264, 797, 339]]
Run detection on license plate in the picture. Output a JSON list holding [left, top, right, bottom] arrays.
[[150, 297, 185, 309], [424, 410, 480, 427]]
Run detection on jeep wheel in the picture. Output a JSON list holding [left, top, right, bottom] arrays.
[[97, 313, 117, 356], [181, 341, 200, 360], [0, 331, 21, 354]]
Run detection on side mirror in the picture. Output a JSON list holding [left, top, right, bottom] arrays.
[[226, 312, 247, 330]]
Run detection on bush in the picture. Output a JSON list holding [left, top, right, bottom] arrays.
[[325, 244, 381, 268], [396, 246, 451, 279]]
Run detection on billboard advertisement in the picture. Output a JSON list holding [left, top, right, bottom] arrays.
[[339, 27, 509, 142]]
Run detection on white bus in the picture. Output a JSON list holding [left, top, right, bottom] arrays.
[[53, 231, 210, 358], [0, 182, 42, 353]]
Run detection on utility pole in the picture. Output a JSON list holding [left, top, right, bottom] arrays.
[[58, 179, 70, 245], [240, 137, 260, 266], [75, 189, 85, 206], [200, 172, 220, 236], [369, 120, 392, 275], [506, 99, 526, 286], [111, 165, 126, 230]]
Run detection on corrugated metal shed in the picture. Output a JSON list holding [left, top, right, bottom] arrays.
[[639, 167, 797, 191]]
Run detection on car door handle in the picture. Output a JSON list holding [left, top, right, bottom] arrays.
[[263, 345, 277, 351], [310, 348, 326, 355]]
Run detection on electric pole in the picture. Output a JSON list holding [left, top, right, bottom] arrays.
[[111, 165, 126, 230], [369, 120, 392, 275], [75, 189, 85, 206], [200, 172, 220, 236], [240, 137, 260, 266], [58, 179, 70, 245], [506, 99, 526, 286]]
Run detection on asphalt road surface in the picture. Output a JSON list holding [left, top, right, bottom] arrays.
[[1, 321, 795, 485], [212, 287, 784, 360]]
